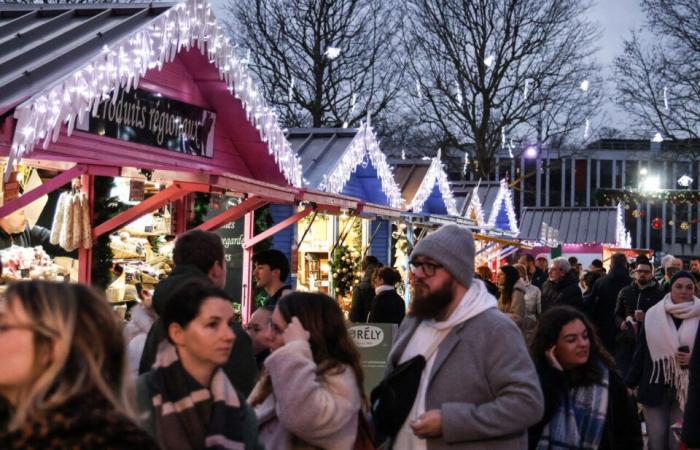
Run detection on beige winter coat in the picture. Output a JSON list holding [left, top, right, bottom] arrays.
[[498, 279, 527, 333], [248, 340, 361, 450]]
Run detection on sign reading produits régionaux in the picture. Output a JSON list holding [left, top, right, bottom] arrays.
[[77, 88, 216, 158]]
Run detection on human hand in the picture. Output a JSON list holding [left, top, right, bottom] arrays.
[[410, 410, 442, 438], [634, 310, 645, 322], [545, 345, 563, 371], [620, 321, 629, 331], [283, 317, 310, 344], [627, 387, 637, 398], [677, 351, 691, 368]]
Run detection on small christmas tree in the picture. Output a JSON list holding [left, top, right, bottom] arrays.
[[330, 244, 358, 299]]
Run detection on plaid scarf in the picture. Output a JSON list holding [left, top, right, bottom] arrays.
[[536, 365, 609, 450], [150, 342, 249, 450]]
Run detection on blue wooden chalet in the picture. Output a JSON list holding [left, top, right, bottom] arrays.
[[391, 157, 458, 217], [452, 179, 519, 235], [269, 122, 403, 268]]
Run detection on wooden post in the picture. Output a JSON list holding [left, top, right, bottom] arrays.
[[78, 174, 94, 284], [241, 211, 255, 323]]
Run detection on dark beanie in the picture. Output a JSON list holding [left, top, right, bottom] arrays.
[[670, 270, 695, 286]]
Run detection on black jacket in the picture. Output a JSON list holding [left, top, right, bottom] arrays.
[[532, 268, 548, 289], [0, 224, 74, 257], [529, 363, 642, 450], [614, 280, 664, 328], [588, 267, 633, 354], [682, 326, 700, 446], [541, 271, 584, 313], [139, 264, 258, 396], [349, 272, 375, 323], [367, 289, 405, 325], [625, 322, 682, 407]]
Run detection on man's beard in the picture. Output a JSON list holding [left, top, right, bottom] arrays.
[[409, 279, 453, 320]]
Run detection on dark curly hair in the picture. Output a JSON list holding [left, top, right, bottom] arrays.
[[530, 306, 615, 387]]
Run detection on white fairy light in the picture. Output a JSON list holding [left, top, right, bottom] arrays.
[[409, 155, 458, 216], [401, 149, 406, 160], [663, 86, 669, 112], [678, 175, 693, 187], [584, 118, 590, 140], [318, 121, 403, 209], [616, 203, 632, 248], [416, 79, 422, 100], [652, 132, 664, 143], [486, 179, 519, 234], [288, 77, 294, 101], [455, 82, 463, 106], [465, 184, 484, 225], [462, 153, 469, 174], [8, 0, 302, 186], [523, 79, 530, 101], [324, 46, 341, 59], [484, 55, 495, 67], [580, 79, 589, 92]]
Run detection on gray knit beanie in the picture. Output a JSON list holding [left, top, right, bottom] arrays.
[[410, 224, 475, 288]]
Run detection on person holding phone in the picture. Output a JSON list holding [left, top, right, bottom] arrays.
[[529, 306, 642, 450], [626, 271, 700, 450]]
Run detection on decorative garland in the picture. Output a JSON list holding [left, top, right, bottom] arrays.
[[330, 244, 359, 298], [465, 185, 485, 225], [409, 156, 458, 216], [91, 177, 128, 289], [596, 189, 700, 205], [319, 121, 403, 209], [8, 0, 302, 186]]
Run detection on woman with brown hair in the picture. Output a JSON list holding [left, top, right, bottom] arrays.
[[497, 265, 527, 332], [248, 292, 365, 450], [367, 266, 405, 324], [0, 280, 157, 449]]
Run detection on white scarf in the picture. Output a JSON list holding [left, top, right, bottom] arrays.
[[394, 279, 497, 450], [644, 294, 700, 410], [375, 285, 395, 295]]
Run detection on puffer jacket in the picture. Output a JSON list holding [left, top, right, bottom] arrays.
[[614, 280, 664, 328], [541, 271, 583, 313]]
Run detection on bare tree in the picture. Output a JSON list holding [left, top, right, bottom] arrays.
[[615, 0, 700, 149], [402, 0, 602, 178], [224, 0, 404, 128]]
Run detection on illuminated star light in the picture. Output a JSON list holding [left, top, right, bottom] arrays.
[[678, 175, 694, 187], [484, 55, 495, 67], [580, 80, 589, 92], [652, 133, 664, 143]]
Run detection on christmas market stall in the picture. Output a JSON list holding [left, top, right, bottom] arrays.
[[453, 178, 520, 235], [273, 123, 403, 310], [518, 204, 633, 267], [0, 0, 307, 319]]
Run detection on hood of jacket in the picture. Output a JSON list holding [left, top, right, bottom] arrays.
[[608, 265, 633, 282]]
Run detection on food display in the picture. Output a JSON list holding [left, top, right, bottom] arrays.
[[0, 245, 69, 282]]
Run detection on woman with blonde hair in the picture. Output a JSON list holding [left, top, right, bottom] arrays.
[[0, 280, 156, 449]]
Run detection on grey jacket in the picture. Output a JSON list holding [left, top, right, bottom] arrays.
[[384, 309, 544, 450]]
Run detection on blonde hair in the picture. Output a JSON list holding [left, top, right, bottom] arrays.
[[3, 281, 132, 431], [514, 263, 529, 282]]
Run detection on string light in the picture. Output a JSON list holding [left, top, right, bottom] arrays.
[[580, 79, 589, 92], [652, 132, 664, 143], [8, 0, 303, 186], [318, 120, 403, 209], [486, 179, 519, 234], [616, 203, 632, 248], [465, 184, 485, 225], [324, 46, 341, 59], [678, 175, 693, 187], [409, 155, 458, 216], [663, 86, 669, 112]]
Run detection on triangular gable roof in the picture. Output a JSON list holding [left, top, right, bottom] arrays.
[[288, 122, 402, 208], [1, 0, 302, 186], [392, 157, 458, 215], [519, 204, 630, 246], [486, 179, 519, 234], [452, 180, 516, 231]]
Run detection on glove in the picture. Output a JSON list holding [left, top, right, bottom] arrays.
[[283, 316, 310, 344]]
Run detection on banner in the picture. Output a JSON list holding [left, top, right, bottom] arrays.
[[78, 88, 216, 158], [349, 323, 398, 396]]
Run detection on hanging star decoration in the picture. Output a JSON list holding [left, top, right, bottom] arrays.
[[580, 80, 589, 92], [652, 133, 664, 143], [677, 175, 693, 187], [484, 55, 495, 67]]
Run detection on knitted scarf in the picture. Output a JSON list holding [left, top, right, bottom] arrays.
[[536, 365, 609, 450], [150, 342, 248, 450], [644, 295, 700, 410]]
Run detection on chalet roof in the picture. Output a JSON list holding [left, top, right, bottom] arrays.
[[519, 207, 619, 244]]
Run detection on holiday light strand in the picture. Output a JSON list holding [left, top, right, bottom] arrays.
[[8, 0, 302, 186], [409, 157, 458, 216], [486, 179, 519, 234], [616, 202, 632, 248], [465, 185, 485, 225], [319, 121, 403, 209]]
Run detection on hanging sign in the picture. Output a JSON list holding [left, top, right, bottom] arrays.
[[129, 179, 145, 202], [78, 88, 216, 158], [349, 323, 398, 395]]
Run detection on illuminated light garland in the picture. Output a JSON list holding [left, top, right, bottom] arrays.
[[616, 202, 632, 248], [486, 179, 519, 234], [8, 0, 302, 186], [318, 121, 403, 209], [464, 184, 485, 225], [597, 189, 700, 205], [409, 156, 458, 216]]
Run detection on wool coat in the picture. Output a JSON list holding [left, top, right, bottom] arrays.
[[367, 289, 406, 325], [541, 271, 584, 313], [383, 308, 544, 449], [250, 340, 362, 450]]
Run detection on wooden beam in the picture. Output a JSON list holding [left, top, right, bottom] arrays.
[[243, 206, 312, 250], [93, 182, 209, 239], [0, 164, 86, 218], [194, 196, 268, 231]]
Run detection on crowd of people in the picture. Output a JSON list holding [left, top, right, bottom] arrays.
[[0, 225, 698, 449]]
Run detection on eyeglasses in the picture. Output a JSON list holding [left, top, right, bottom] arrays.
[[409, 261, 443, 277]]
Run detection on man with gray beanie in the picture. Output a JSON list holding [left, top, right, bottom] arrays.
[[380, 224, 544, 450]]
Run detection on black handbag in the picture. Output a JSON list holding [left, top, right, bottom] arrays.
[[369, 354, 426, 438]]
